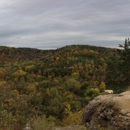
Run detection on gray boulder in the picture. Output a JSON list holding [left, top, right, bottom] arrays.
[[82, 91, 130, 130]]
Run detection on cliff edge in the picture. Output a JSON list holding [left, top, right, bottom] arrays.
[[82, 91, 130, 130]]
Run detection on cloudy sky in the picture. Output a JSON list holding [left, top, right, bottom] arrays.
[[0, 0, 129, 49]]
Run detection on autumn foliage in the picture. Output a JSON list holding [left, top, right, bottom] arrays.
[[0, 44, 128, 129]]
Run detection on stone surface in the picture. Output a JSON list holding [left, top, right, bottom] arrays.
[[55, 125, 86, 130], [82, 91, 130, 130]]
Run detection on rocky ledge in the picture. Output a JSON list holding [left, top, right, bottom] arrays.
[[82, 91, 130, 130]]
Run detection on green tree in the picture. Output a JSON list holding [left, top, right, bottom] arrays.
[[64, 78, 81, 94], [84, 87, 100, 102], [118, 38, 130, 85]]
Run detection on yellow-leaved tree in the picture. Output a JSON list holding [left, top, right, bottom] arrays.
[[62, 102, 83, 126], [99, 81, 106, 92]]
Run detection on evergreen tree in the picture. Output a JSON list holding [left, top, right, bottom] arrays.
[[118, 38, 130, 85]]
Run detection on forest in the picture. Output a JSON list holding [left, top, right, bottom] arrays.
[[0, 39, 129, 130]]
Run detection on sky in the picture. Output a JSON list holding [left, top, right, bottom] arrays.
[[0, 0, 130, 50]]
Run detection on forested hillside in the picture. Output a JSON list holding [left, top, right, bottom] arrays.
[[0, 44, 128, 130]]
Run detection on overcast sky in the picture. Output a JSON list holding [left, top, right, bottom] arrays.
[[0, 0, 129, 49]]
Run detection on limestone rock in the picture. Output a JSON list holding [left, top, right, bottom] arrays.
[[82, 91, 130, 130]]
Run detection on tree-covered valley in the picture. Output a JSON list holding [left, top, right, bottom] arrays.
[[0, 43, 129, 130]]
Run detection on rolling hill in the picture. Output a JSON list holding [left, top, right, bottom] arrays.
[[0, 45, 127, 129]]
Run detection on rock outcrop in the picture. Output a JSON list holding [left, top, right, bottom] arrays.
[[55, 125, 86, 130], [82, 91, 130, 130]]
